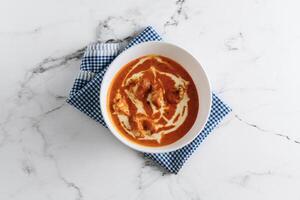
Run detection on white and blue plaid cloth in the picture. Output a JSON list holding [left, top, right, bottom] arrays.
[[67, 26, 232, 174]]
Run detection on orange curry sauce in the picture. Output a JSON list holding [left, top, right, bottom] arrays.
[[108, 55, 199, 147]]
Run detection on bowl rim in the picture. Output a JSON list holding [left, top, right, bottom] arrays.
[[100, 41, 212, 153]]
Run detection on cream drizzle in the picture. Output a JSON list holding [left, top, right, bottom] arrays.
[[115, 56, 190, 143]]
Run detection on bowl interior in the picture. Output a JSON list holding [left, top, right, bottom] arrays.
[[100, 41, 211, 153]]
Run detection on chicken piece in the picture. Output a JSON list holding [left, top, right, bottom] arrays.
[[151, 87, 164, 108], [129, 117, 142, 137], [141, 119, 156, 135], [135, 78, 152, 99], [166, 86, 185, 104], [129, 116, 156, 137], [166, 89, 180, 104], [113, 92, 130, 115], [126, 77, 138, 88]]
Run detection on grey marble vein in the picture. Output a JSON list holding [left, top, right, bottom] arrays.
[[218, 87, 277, 94], [0, 27, 42, 36], [31, 48, 85, 75], [96, 16, 139, 42], [137, 157, 168, 191], [230, 170, 273, 188], [31, 116, 84, 200], [224, 32, 244, 51], [164, 0, 188, 30], [43, 104, 66, 116], [235, 114, 300, 144], [32, 119, 52, 158], [21, 159, 36, 175], [17, 48, 85, 101], [0, 123, 9, 148], [59, 175, 83, 200]]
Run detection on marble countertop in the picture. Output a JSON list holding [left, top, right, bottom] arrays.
[[1, 0, 300, 199]]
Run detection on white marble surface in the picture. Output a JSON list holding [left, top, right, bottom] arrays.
[[1, 0, 300, 199]]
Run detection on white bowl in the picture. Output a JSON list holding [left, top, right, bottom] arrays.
[[100, 41, 211, 153]]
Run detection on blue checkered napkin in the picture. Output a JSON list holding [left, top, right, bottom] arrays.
[[67, 26, 232, 174], [68, 43, 125, 126]]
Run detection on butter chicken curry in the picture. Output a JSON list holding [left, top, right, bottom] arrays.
[[108, 55, 199, 147]]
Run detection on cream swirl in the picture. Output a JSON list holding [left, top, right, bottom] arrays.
[[113, 56, 190, 143]]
